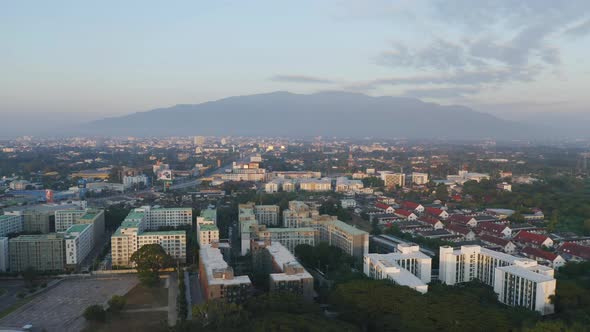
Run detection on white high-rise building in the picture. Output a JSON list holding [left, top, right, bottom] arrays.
[[439, 245, 556, 315], [134, 206, 192, 229], [55, 210, 87, 232], [64, 223, 94, 266], [364, 244, 432, 294]]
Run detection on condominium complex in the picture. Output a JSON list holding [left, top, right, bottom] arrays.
[[364, 244, 432, 294], [335, 177, 364, 193], [381, 172, 406, 188], [312, 216, 369, 259], [198, 224, 220, 247], [111, 210, 186, 267], [64, 223, 94, 266], [221, 163, 268, 182], [256, 227, 316, 254], [282, 201, 318, 228], [199, 243, 252, 303], [9, 234, 65, 272], [0, 237, 8, 272], [0, 214, 23, 237], [55, 209, 87, 232], [439, 245, 556, 314], [299, 178, 332, 192], [411, 172, 429, 185], [252, 241, 314, 301], [254, 205, 280, 226], [134, 206, 192, 229]]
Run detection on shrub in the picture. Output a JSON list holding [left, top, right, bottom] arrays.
[[107, 295, 126, 313], [83, 305, 106, 322]]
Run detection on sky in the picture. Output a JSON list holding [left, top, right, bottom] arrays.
[[1, 0, 589, 131]]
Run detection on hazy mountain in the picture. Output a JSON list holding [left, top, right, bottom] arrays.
[[80, 91, 536, 139]]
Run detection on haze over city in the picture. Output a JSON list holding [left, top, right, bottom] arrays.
[[2, 1, 590, 136]]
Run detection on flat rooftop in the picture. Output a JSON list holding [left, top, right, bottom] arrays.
[[200, 244, 251, 286], [497, 265, 555, 283], [65, 223, 92, 234]]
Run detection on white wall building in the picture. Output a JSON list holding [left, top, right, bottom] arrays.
[[364, 244, 432, 294], [123, 174, 149, 189], [135, 206, 192, 229], [64, 223, 94, 266], [411, 172, 429, 185], [439, 245, 556, 315], [254, 205, 280, 226], [55, 209, 86, 232], [0, 214, 24, 237]]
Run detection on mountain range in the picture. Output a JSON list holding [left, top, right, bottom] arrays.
[[75, 91, 540, 140]]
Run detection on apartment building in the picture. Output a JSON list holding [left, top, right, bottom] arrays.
[[313, 216, 369, 259], [411, 172, 429, 185], [199, 243, 252, 303], [0, 214, 23, 237], [0, 237, 8, 272], [64, 223, 94, 266], [198, 224, 220, 247], [55, 209, 86, 232], [364, 243, 432, 294], [135, 206, 192, 229], [254, 205, 280, 226], [380, 172, 406, 188], [439, 245, 556, 314], [282, 201, 318, 228], [335, 177, 364, 193], [256, 227, 316, 253], [9, 234, 65, 272], [299, 178, 332, 192]]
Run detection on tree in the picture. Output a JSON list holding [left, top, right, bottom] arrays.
[[130, 244, 172, 286], [107, 295, 126, 313], [22, 266, 36, 288], [83, 305, 106, 322], [434, 183, 449, 201]]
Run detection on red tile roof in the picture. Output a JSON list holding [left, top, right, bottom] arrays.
[[400, 201, 420, 210], [559, 242, 590, 260], [375, 202, 391, 210], [513, 231, 550, 246], [446, 223, 472, 235], [418, 216, 441, 226], [425, 207, 445, 216], [395, 209, 414, 217], [480, 234, 511, 247], [521, 247, 559, 261], [477, 222, 509, 235]]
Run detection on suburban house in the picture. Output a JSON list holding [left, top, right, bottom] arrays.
[[394, 209, 418, 221], [476, 221, 512, 238], [374, 202, 395, 214], [521, 247, 566, 268], [417, 216, 444, 230], [558, 242, 590, 261], [513, 231, 554, 248], [400, 201, 425, 214], [479, 234, 517, 253], [445, 224, 476, 241], [425, 207, 449, 220], [447, 214, 478, 228]]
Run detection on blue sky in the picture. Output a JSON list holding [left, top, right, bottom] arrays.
[[1, 0, 589, 126]]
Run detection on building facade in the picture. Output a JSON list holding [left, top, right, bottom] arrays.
[[9, 234, 65, 272], [64, 223, 94, 266], [254, 205, 280, 226], [199, 244, 252, 303], [0, 214, 24, 237]]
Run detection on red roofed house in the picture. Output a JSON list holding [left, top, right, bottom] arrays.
[[400, 201, 424, 214], [394, 209, 418, 221], [521, 247, 566, 268], [374, 202, 395, 214], [446, 223, 476, 241], [513, 231, 553, 248], [447, 214, 478, 227], [476, 221, 512, 238], [425, 207, 449, 220], [479, 234, 516, 253], [417, 216, 444, 230], [558, 242, 590, 262]]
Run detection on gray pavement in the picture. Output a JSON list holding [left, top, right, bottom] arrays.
[[0, 276, 138, 332], [167, 273, 178, 326]]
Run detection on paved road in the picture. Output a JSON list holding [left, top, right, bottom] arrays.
[[189, 273, 204, 307], [167, 274, 178, 326], [184, 271, 191, 320]]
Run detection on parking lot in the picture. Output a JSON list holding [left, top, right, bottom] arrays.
[[0, 275, 138, 332]]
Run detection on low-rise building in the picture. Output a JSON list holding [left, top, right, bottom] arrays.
[[521, 247, 566, 269], [514, 231, 553, 248], [299, 178, 332, 192]]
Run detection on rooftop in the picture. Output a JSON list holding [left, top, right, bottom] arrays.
[[329, 220, 368, 236], [497, 265, 555, 283], [199, 224, 219, 232], [65, 223, 92, 234]]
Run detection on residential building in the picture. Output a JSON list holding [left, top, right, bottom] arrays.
[[55, 209, 87, 232], [0, 214, 24, 237], [425, 207, 448, 220], [64, 223, 94, 267], [341, 199, 356, 209], [0, 237, 8, 272], [521, 247, 566, 269], [335, 177, 364, 193], [123, 174, 149, 189], [411, 172, 429, 185], [299, 178, 332, 192], [479, 234, 517, 254], [256, 226, 316, 254], [199, 243, 252, 303], [135, 206, 192, 229], [364, 243, 432, 294], [558, 242, 590, 261], [312, 216, 369, 259], [198, 224, 220, 247], [380, 172, 405, 188], [283, 201, 318, 228], [417, 216, 444, 230], [513, 231, 553, 248], [445, 224, 476, 241], [254, 205, 280, 226], [400, 201, 424, 214], [395, 209, 418, 221], [439, 245, 556, 315], [477, 222, 512, 238], [9, 234, 65, 272]]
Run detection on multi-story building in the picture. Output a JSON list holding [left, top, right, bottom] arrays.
[[299, 178, 332, 192], [380, 172, 406, 188], [221, 164, 268, 182], [135, 206, 192, 229], [111, 211, 186, 267], [0, 237, 8, 272], [0, 214, 23, 237], [64, 223, 94, 267], [364, 243, 432, 294], [439, 245, 556, 315], [256, 227, 316, 254], [9, 234, 65, 272], [253, 241, 314, 301], [197, 208, 217, 225], [198, 224, 220, 247], [254, 205, 280, 226], [55, 209, 87, 232], [199, 243, 252, 303], [335, 177, 364, 193], [282, 201, 318, 228], [123, 174, 149, 189], [312, 216, 369, 259], [77, 210, 105, 244], [411, 172, 429, 185]]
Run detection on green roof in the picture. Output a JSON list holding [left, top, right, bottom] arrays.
[[65, 223, 92, 234], [200, 208, 217, 221], [199, 224, 219, 232], [80, 212, 99, 220], [264, 227, 315, 233], [331, 220, 368, 236], [0, 215, 19, 221], [10, 233, 63, 241], [151, 208, 192, 212], [125, 211, 145, 220]]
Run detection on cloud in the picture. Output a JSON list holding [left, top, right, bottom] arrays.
[[270, 74, 336, 84], [565, 19, 590, 36]]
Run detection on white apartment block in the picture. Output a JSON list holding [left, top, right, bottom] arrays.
[[411, 172, 429, 185], [364, 243, 432, 294], [335, 177, 364, 193], [0, 215, 23, 237], [341, 199, 357, 209], [380, 172, 406, 188], [198, 224, 219, 247], [137, 231, 186, 263], [313, 217, 369, 259], [0, 237, 8, 272], [254, 205, 280, 226], [123, 174, 149, 189], [256, 227, 316, 254], [299, 178, 332, 192], [55, 209, 86, 232], [134, 206, 192, 229], [64, 223, 94, 266], [282, 201, 318, 228], [439, 245, 556, 315]]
